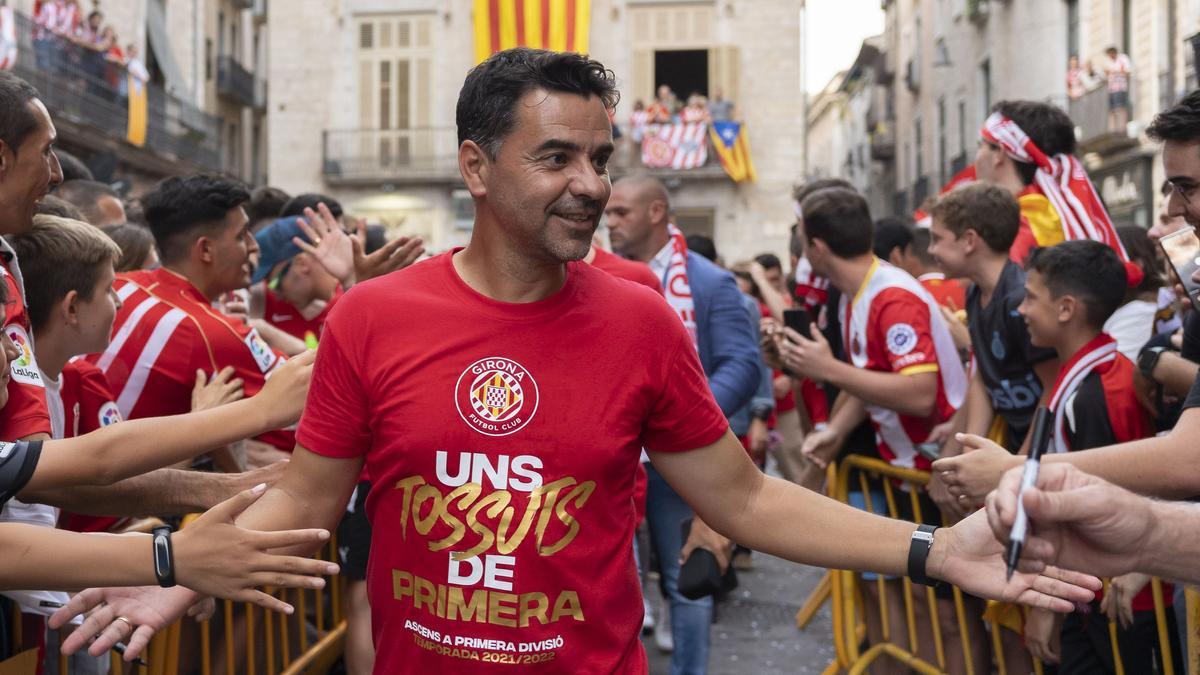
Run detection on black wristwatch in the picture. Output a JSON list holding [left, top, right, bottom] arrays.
[[1138, 345, 1167, 381], [151, 525, 177, 588], [907, 524, 942, 587]]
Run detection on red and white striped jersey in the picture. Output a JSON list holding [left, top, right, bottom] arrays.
[[87, 267, 293, 449]]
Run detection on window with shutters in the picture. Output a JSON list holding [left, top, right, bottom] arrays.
[[355, 14, 434, 168]]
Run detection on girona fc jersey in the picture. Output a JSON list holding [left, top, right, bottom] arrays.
[[841, 259, 967, 470], [88, 268, 292, 449], [0, 243, 50, 439], [297, 252, 728, 674]]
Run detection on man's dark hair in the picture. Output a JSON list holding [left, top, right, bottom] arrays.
[[280, 193, 342, 220], [55, 180, 119, 225], [1027, 240, 1125, 329], [929, 182, 1020, 254], [1147, 90, 1200, 144], [792, 177, 855, 206], [457, 48, 619, 159], [799, 188, 873, 258], [54, 149, 94, 182], [687, 234, 717, 263], [754, 252, 781, 270], [141, 174, 250, 263], [871, 217, 914, 261], [0, 73, 41, 156], [909, 228, 936, 267], [791, 178, 856, 258], [247, 186, 292, 226], [992, 100, 1077, 185]]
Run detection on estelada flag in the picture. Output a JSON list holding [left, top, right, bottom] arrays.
[[709, 120, 757, 183], [473, 0, 591, 64]]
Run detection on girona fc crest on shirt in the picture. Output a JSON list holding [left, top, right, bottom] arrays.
[[454, 357, 539, 437]]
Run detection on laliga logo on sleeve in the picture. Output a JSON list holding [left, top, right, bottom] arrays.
[[886, 323, 918, 356], [455, 357, 539, 437], [5, 325, 43, 387], [98, 402, 122, 427]]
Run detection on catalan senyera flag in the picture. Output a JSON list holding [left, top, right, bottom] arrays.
[[710, 120, 757, 183], [473, 0, 591, 64]]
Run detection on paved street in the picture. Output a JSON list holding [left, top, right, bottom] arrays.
[[642, 553, 838, 674]]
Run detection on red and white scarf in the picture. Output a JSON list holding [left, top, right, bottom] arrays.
[[1047, 333, 1119, 454], [663, 224, 698, 348], [981, 113, 1142, 285]]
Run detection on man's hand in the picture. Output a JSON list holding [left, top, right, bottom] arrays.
[[295, 204, 356, 289], [933, 434, 1021, 507], [171, 484, 339, 604], [800, 425, 841, 469], [205, 460, 290, 507], [48, 586, 199, 661], [927, 470, 968, 523], [984, 463, 1157, 579], [779, 324, 836, 382], [680, 517, 733, 573], [747, 419, 769, 464], [351, 217, 425, 282], [1101, 572, 1151, 629], [191, 367, 245, 412], [1024, 607, 1062, 664], [939, 305, 971, 352], [929, 510, 1101, 613], [255, 350, 315, 429]]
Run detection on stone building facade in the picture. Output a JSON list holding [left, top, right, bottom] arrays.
[[266, 0, 808, 262]]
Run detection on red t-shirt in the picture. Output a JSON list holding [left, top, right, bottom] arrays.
[[261, 282, 341, 343], [587, 247, 662, 524], [297, 252, 727, 673], [88, 268, 293, 449], [845, 283, 956, 471], [589, 247, 662, 294], [47, 360, 128, 533], [0, 254, 51, 439], [918, 273, 967, 312]]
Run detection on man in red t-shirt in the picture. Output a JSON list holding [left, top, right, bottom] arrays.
[[58, 49, 1099, 671], [0, 73, 64, 442]]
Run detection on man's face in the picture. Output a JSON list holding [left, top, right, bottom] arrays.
[[206, 206, 258, 294], [927, 218, 969, 277], [0, 100, 63, 235], [74, 263, 119, 355], [605, 182, 659, 259], [1148, 190, 1188, 243], [1017, 270, 1059, 348], [481, 89, 613, 264], [974, 139, 1008, 184], [1163, 139, 1200, 228], [91, 195, 126, 227], [281, 254, 338, 308], [794, 217, 829, 278]]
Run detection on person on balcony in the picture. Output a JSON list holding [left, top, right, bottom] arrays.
[[1065, 54, 1096, 101], [1103, 46, 1133, 132]]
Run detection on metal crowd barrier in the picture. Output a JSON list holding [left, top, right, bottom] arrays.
[[813, 454, 1195, 675], [1, 522, 347, 675]]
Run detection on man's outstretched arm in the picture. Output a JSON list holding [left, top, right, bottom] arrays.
[[649, 430, 1100, 612]]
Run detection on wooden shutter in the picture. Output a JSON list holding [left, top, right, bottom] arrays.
[[632, 49, 654, 106]]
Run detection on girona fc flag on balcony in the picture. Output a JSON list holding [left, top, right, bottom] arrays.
[[473, 0, 591, 64], [641, 123, 709, 170]]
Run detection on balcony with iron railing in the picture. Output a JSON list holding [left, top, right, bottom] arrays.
[[13, 10, 220, 170], [217, 55, 257, 108], [322, 125, 727, 185]]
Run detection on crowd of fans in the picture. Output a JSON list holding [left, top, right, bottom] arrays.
[[32, 0, 147, 101], [1, 44, 1200, 675]]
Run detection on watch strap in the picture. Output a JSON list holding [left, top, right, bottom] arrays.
[[907, 524, 941, 587], [152, 525, 177, 588]]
